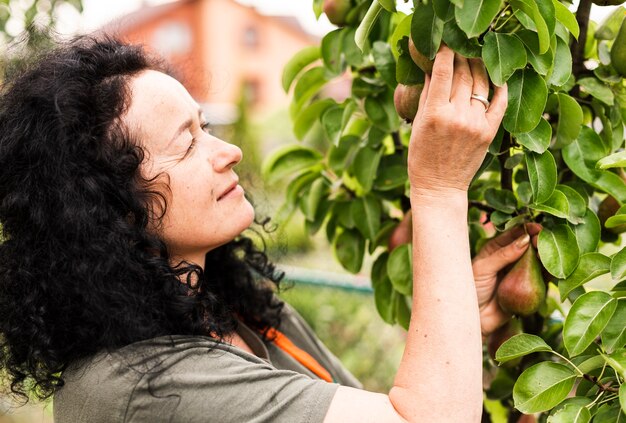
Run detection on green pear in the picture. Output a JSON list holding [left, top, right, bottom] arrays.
[[408, 38, 434, 74], [393, 83, 423, 122], [323, 0, 352, 27], [611, 18, 626, 77], [496, 246, 546, 316]]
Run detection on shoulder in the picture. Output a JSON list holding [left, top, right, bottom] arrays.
[[54, 334, 339, 423]]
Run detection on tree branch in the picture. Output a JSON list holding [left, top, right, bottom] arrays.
[[570, 0, 593, 97], [498, 132, 512, 191]]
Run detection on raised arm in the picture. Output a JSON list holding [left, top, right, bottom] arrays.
[[323, 45, 508, 423]]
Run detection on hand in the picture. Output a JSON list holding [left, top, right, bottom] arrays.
[[472, 223, 542, 338], [408, 45, 508, 195]]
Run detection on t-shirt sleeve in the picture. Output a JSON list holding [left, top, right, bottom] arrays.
[[125, 342, 339, 423]]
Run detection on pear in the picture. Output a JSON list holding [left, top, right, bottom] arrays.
[[598, 195, 626, 234], [323, 0, 352, 27], [408, 38, 434, 74], [487, 319, 523, 367], [393, 83, 423, 122], [496, 246, 546, 316], [611, 19, 626, 77]]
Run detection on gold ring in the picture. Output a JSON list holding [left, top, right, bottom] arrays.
[[470, 94, 490, 112]]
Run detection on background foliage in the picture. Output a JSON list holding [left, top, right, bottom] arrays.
[[269, 0, 626, 420]]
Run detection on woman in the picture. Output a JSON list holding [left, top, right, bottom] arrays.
[[0, 36, 538, 422]]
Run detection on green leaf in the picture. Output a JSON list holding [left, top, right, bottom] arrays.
[[602, 349, 626, 380], [372, 41, 397, 88], [455, 0, 502, 39], [611, 247, 626, 282], [377, 0, 395, 12], [351, 195, 382, 240], [495, 334, 553, 364], [395, 294, 411, 330], [364, 92, 399, 133], [355, 1, 384, 51], [282, 46, 320, 92], [558, 253, 611, 301], [527, 150, 557, 203], [321, 105, 344, 146], [572, 208, 601, 254], [432, 0, 453, 20], [351, 145, 383, 193], [371, 253, 395, 324], [291, 67, 330, 117], [593, 403, 623, 423], [563, 291, 617, 357], [484, 188, 517, 214], [513, 362, 576, 413], [557, 185, 587, 224], [293, 99, 335, 140], [562, 128, 626, 203], [321, 29, 346, 76], [606, 209, 626, 229], [387, 244, 413, 296], [515, 118, 551, 153], [300, 178, 328, 221], [553, 93, 583, 149], [442, 19, 482, 58], [597, 151, 626, 170], [516, 30, 553, 76], [547, 35, 572, 87], [390, 14, 412, 58], [578, 77, 615, 106], [482, 32, 527, 86], [602, 299, 626, 353], [530, 189, 569, 220], [538, 224, 580, 279], [552, 0, 579, 40], [334, 229, 365, 273], [504, 68, 548, 134], [510, 0, 551, 54], [262, 145, 323, 185], [548, 402, 591, 423], [411, 1, 444, 60]]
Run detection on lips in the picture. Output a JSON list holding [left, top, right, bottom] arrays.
[[217, 180, 239, 201]]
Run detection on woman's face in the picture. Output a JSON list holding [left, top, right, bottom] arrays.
[[122, 70, 254, 267]]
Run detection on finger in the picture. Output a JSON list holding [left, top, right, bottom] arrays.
[[475, 234, 531, 275], [486, 82, 508, 129], [450, 53, 473, 103], [477, 225, 527, 258], [415, 74, 431, 120], [469, 58, 489, 97], [468, 58, 490, 113], [525, 222, 542, 236], [425, 44, 455, 106]]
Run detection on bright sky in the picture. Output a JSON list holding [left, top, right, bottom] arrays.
[[75, 0, 619, 37]]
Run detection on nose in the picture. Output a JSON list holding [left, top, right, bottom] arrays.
[[210, 137, 242, 172]]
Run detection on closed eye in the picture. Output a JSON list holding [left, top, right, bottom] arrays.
[[200, 122, 212, 133]]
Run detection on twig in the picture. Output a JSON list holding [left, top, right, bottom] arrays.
[[570, 0, 593, 97]]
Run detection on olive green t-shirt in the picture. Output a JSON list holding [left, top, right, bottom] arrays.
[[53, 303, 362, 422]]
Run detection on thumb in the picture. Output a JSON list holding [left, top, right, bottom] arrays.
[[476, 234, 530, 276]]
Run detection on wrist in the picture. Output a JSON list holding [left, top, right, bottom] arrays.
[[409, 186, 468, 209]]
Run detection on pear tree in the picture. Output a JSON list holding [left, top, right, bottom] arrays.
[[265, 0, 626, 420]]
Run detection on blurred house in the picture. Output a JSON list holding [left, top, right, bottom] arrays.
[[101, 0, 318, 123]]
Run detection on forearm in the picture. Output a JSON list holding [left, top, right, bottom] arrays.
[[389, 189, 483, 422]]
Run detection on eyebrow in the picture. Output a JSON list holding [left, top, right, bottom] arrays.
[[167, 108, 204, 149]]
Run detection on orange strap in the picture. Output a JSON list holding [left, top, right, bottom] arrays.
[[265, 328, 333, 383]]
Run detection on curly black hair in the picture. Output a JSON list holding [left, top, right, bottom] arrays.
[[0, 35, 284, 402]]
